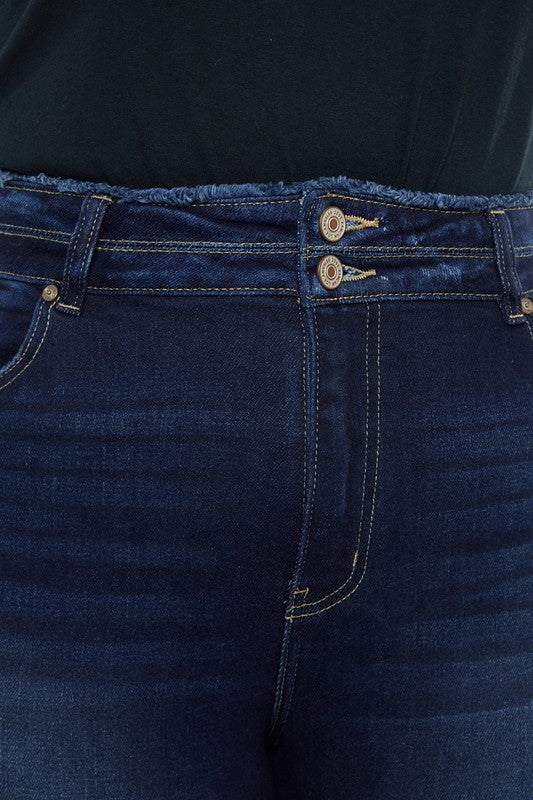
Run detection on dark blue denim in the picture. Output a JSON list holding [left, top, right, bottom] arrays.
[[0, 167, 531, 800]]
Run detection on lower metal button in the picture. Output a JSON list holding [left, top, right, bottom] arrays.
[[317, 254, 343, 290]]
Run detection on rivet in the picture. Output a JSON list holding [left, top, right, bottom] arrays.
[[521, 296, 533, 314], [42, 284, 59, 302]]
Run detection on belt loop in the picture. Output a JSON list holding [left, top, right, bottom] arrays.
[[484, 208, 526, 325], [56, 192, 113, 316]]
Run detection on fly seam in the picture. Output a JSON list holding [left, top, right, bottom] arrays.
[[265, 301, 307, 744], [270, 587, 309, 747], [287, 302, 381, 619], [285, 302, 372, 616]]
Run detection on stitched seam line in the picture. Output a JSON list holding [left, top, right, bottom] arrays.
[[265, 299, 308, 743], [319, 191, 533, 215], [3, 184, 300, 207], [308, 250, 498, 261], [307, 291, 499, 301], [502, 209, 525, 300], [286, 302, 381, 619], [0, 301, 54, 391], [268, 587, 309, 748], [62, 199, 88, 304], [1, 228, 531, 257], [0, 276, 500, 298], [6, 183, 533, 213], [489, 211, 512, 298], [287, 302, 371, 613], [290, 305, 320, 606], [0, 300, 45, 380], [71, 198, 108, 309]]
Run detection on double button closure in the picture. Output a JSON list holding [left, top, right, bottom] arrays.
[[316, 205, 346, 290]]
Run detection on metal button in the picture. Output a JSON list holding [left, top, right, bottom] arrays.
[[521, 296, 533, 314], [42, 284, 59, 301], [318, 206, 346, 241], [317, 254, 343, 290]]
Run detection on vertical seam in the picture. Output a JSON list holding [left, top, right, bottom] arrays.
[[265, 297, 308, 743], [286, 302, 381, 619], [62, 200, 88, 302], [71, 197, 108, 310]]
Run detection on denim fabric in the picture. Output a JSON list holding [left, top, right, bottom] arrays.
[[0, 168, 531, 800]]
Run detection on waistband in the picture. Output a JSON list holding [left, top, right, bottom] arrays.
[[0, 167, 532, 325]]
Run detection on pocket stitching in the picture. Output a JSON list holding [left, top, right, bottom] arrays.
[[0, 295, 56, 392]]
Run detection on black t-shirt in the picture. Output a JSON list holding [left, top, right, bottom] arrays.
[[0, 0, 531, 194]]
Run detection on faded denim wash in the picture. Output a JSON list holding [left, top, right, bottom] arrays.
[[0, 167, 531, 799]]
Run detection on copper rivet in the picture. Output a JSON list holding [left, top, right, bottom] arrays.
[[521, 296, 533, 314], [42, 284, 59, 301], [317, 254, 343, 290], [318, 206, 346, 241]]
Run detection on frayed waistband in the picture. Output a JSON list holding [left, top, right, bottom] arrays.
[[1, 166, 533, 211]]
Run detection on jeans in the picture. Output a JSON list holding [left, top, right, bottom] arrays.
[[0, 167, 531, 799]]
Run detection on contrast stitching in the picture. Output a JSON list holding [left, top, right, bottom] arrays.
[[320, 245, 493, 252], [345, 214, 380, 230], [0, 221, 71, 237], [97, 237, 297, 247], [286, 302, 381, 619], [0, 300, 45, 379], [0, 268, 58, 283], [320, 191, 533, 215], [3, 185, 81, 198], [291, 302, 371, 612], [342, 264, 377, 282], [0, 229, 69, 245], [265, 301, 308, 743], [3, 226, 531, 256], [95, 245, 300, 254], [0, 278, 498, 298], [501, 208, 526, 317], [269, 586, 309, 748], [3, 184, 299, 207], [293, 305, 321, 599], [71, 197, 108, 310], [85, 285, 298, 294], [1, 230, 531, 258], [5, 182, 533, 212], [62, 198, 88, 306], [0, 300, 55, 391], [307, 291, 498, 301], [308, 250, 499, 261], [489, 210, 524, 320]]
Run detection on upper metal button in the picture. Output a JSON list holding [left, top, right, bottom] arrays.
[[318, 206, 346, 241]]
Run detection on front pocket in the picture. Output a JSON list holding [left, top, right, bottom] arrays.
[[0, 277, 58, 393]]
